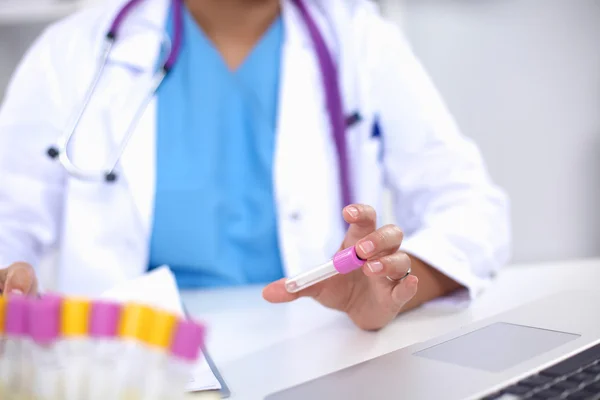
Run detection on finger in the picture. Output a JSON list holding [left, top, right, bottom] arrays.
[[342, 204, 377, 247], [355, 224, 403, 260], [391, 274, 419, 308], [4, 263, 36, 296], [262, 278, 321, 303], [363, 251, 411, 278]]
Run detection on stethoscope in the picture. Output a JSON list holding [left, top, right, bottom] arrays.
[[46, 0, 354, 208]]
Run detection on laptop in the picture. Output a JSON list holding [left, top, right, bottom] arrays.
[[266, 290, 600, 400]]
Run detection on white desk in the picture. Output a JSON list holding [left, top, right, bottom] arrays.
[[181, 258, 600, 400]]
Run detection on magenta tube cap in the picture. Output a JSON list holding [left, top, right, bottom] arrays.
[[170, 320, 206, 362], [333, 246, 365, 274], [284, 246, 366, 293], [5, 295, 29, 336], [90, 301, 122, 338], [29, 295, 61, 345]]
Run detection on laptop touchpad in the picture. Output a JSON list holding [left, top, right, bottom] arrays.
[[414, 322, 580, 372]]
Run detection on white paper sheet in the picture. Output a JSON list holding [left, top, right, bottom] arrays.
[[100, 266, 222, 392]]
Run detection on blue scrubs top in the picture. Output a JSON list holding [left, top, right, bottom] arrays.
[[149, 5, 285, 289]]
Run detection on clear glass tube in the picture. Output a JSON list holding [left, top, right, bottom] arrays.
[[88, 339, 122, 400], [0, 337, 23, 397], [285, 260, 338, 293], [115, 340, 150, 400], [168, 319, 205, 400], [88, 299, 123, 400], [28, 294, 62, 400], [58, 338, 91, 400], [141, 350, 169, 400], [1, 336, 33, 399], [21, 338, 34, 399], [163, 357, 195, 400], [32, 342, 61, 400]]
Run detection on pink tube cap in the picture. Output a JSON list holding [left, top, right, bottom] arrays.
[[170, 320, 206, 362], [29, 295, 61, 345], [90, 301, 122, 338], [333, 246, 365, 274], [5, 295, 29, 336]]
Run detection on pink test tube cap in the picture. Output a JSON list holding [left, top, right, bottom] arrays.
[[28, 295, 61, 344], [333, 246, 365, 274], [170, 320, 206, 362], [5, 294, 29, 336], [90, 301, 122, 338]]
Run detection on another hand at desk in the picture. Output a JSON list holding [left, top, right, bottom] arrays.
[[263, 204, 420, 331], [0, 262, 38, 296]]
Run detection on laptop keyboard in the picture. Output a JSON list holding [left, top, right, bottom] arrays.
[[482, 343, 600, 399]]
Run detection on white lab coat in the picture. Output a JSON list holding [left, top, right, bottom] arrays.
[[0, 0, 510, 297]]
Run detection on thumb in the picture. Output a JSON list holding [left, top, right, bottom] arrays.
[[342, 205, 377, 248], [3, 263, 37, 296]]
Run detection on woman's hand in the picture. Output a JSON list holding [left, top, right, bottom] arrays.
[[263, 204, 419, 331], [0, 262, 38, 296]]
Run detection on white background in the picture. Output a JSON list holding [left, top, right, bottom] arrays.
[[384, 0, 600, 263], [1, 0, 599, 264]]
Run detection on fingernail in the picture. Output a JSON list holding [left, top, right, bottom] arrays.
[[10, 289, 23, 295], [367, 261, 383, 273], [407, 276, 418, 290], [358, 241, 375, 256], [346, 206, 359, 219]]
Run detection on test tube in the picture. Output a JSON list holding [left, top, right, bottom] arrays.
[[285, 246, 365, 293], [58, 297, 92, 400], [141, 309, 178, 400], [165, 319, 206, 400], [0, 295, 30, 399], [28, 294, 62, 400], [116, 303, 155, 400], [0, 296, 7, 398], [88, 300, 122, 400]]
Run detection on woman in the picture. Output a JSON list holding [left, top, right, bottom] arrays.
[[0, 0, 510, 330]]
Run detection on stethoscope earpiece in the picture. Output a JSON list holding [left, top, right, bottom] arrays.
[[47, 147, 60, 159], [105, 172, 118, 183]]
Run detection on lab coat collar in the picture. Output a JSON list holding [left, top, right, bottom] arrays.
[[103, 0, 171, 71], [281, 0, 338, 52]]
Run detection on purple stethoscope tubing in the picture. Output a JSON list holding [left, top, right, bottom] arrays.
[[49, 0, 352, 211]]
